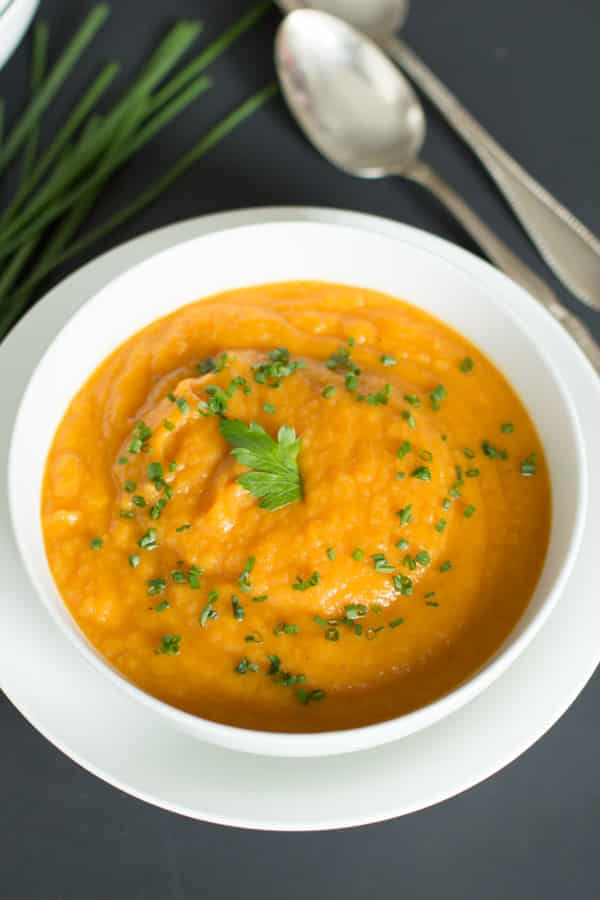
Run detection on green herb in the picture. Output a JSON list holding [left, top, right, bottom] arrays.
[[366, 386, 390, 405], [322, 385, 336, 398], [397, 504, 413, 525], [345, 604, 368, 620], [168, 461, 177, 473], [238, 556, 255, 593], [132, 495, 146, 507], [459, 357, 474, 373], [389, 618, 404, 628], [345, 373, 359, 392], [293, 571, 320, 591], [482, 440, 508, 460], [175, 396, 189, 414], [128, 421, 152, 454], [412, 466, 431, 481], [425, 600, 440, 607], [163, 419, 175, 431], [231, 594, 244, 621], [196, 356, 216, 375], [268, 655, 281, 675], [90, 536, 103, 550], [397, 441, 412, 459], [296, 688, 325, 705], [274, 622, 300, 636], [403, 554, 416, 571], [244, 631, 263, 644], [200, 590, 218, 627], [465, 468, 480, 478], [220, 419, 303, 511], [402, 410, 416, 429], [501, 423, 514, 433], [326, 547, 336, 561], [263, 403, 275, 414], [147, 577, 166, 596], [396, 539, 409, 551], [150, 499, 168, 520], [188, 565, 203, 589], [352, 548, 364, 561], [425, 591, 436, 599], [314, 615, 328, 627], [440, 561, 452, 573], [404, 394, 421, 408], [435, 518, 447, 533], [380, 354, 396, 366], [235, 657, 259, 674], [429, 384, 446, 410], [372, 553, 395, 573], [119, 509, 135, 519], [253, 347, 304, 387], [171, 569, 186, 584], [175, 523, 191, 532], [325, 627, 339, 642], [365, 626, 384, 640], [154, 600, 170, 612], [464, 504, 476, 518], [123, 480, 136, 493], [118, 456, 128, 465], [393, 574, 413, 595], [463, 447, 476, 459], [252, 595, 268, 603], [147, 461, 163, 484], [326, 346, 359, 374], [396, 471, 406, 479], [129, 553, 140, 568], [415, 549, 431, 566], [347, 337, 355, 347], [442, 498, 451, 511], [520, 453, 537, 476], [156, 634, 181, 655]]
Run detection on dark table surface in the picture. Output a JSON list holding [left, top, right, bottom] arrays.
[[1, 1, 599, 897]]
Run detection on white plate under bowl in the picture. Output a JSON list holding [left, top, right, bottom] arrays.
[[8, 219, 586, 757], [1, 207, 598, 826]]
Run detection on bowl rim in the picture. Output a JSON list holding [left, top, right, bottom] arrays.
[[8, 218, 589, 755]]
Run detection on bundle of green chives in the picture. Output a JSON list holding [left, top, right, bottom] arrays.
[[0, 1, 277, 340]]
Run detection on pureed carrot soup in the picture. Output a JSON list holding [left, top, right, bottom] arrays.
[[42, 282, 550, 732]]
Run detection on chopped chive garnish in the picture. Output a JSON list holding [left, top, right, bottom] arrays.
[[429, 384, 446, 410], [325, 627, 339, 642], [466, 468, 480, 478], [424, 591, 436, 599], [292, 571, 320, 591], [411, 466, 431, 481], [175, 524, 191, 532], [442, 498, 451, 510], [345, 373, 359, 392], [482, 440, 508, 460], [129, 553, 140, 568], [463, 447, 476, 459], [393, 574, 413, 595], [119, 509, 135, 519], [415, 549, 431, 566], [404, 394, 421, 408], [352, 548, 364, 561], [200, 591, 218, 627], [345, 603, 368, 620], [150, 499, 168, 520], [435, 518, 447, 532], [231, 594, 244, 621], [464, 504, 476, 518], [156, 634, 181, 655], [372, 553, 395, 573], [128, 421, 152, 454], [274, 622, 300, 635], [168, 462, 177, 473], [403, 554, 416, 571], [154, 600, 170, 613], [314, 615, 328, 627], [268, 655, 281, 675], [238, 556, 255, 593], [419, 450, 433, 462], [124, 480, 136, 493], [380, 354, 396, 366], [365, 626, 385, 640], [263, 403, 275, 414], [147, 578, 166, 596], [118, 456, 128, 465], [389, 618, 404, 628], [171, 569, 186, 584], [397, 441, 412, 459], [520, 453, 537, 476], [425, 600, 440, 607], [296, 688, 325, 704], [347, 337, 355, 347], [90, 536, 103, 550], [396, 538, 409, 551], [396, 471, 406, 479], [322, 385, 336, 398], [501, 423, 514, 433], [244, 631, 263, 644], [167, 392, 176, 402], [440, 561, 452, 573], [235, 657, 259, 674], [402, 409, 416, 429], [147, 461, 163, 483], [176, 396, 189, 414], [397, 504, 413, 525], [252, 595, 268, 603], [326, 547, 336, 561], [163, 416, 174, 429], [132, 495, 146, 507], [459, 357, 474, 373]]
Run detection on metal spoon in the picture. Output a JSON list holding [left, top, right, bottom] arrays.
[[275, 10, 600, 373], [277, 0, 600, 312]]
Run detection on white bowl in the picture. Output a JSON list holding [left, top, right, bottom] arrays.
[[0, 0, 39, 71], [8, 220, 587, 757]]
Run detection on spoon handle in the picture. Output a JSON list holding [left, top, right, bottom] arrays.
[[406, 160, 600, 375], [384, 36, 600, 312]]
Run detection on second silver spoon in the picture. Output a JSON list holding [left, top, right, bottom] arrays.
[[275, 10, 600, 373]]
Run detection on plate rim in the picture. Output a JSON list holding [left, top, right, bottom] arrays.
[[1, 205, 599, 830]]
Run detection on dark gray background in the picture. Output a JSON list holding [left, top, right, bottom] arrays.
[[1, 1, 599, 897]]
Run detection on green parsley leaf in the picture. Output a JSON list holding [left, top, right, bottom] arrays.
[[90, 536, 103, 551], [459, 357, 474, 373], [156, 634, 180, 655], [220, 419, 303, 512]]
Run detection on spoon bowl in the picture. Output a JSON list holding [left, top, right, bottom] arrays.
[[275, 10, 424, 177], [277, 0, 409, 40]]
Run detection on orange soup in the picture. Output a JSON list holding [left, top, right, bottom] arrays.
[[42, 282, 550, 732]]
